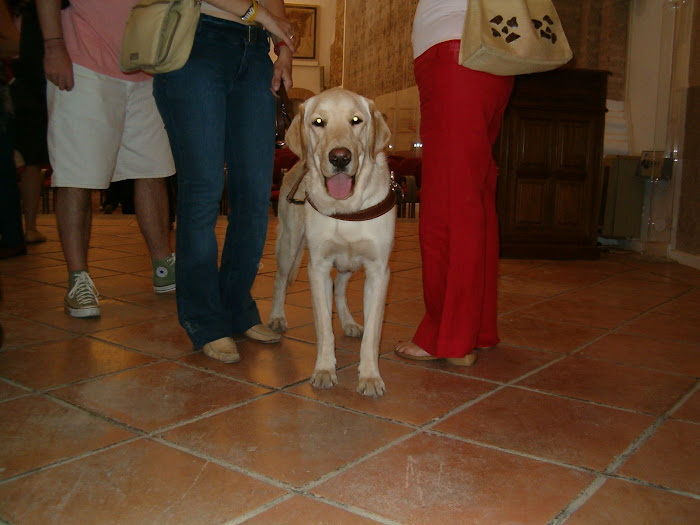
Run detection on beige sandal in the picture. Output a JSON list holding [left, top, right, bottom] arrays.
[[202, 337, 240, 363], [394, 342, 477, 367]]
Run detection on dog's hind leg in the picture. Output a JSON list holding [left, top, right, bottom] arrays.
[[357, 263, 390, 397], [268, 213, 305, 333], [334, 271, 363, 337]]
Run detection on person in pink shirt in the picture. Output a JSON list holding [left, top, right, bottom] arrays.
[[35, 0, 176, 318]]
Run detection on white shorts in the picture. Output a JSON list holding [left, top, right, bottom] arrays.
[[47, 64, 175, 189]]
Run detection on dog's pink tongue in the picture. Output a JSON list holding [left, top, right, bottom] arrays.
[[326, 173, 353, 199]]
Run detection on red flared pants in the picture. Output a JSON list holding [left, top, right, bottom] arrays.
[[413, 41, 513, 358]]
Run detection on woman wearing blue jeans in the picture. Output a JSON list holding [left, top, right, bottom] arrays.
[[153, 0, 295, 363]]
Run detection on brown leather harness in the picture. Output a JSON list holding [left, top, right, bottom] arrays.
[[285, 171, 402, 222]]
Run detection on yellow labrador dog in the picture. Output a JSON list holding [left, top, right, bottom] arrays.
[[268, 88, 396, 398]]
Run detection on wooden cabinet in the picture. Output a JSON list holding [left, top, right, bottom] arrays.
[[496, 69, 608, 259]]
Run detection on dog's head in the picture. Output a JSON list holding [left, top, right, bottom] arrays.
[[286, 88, 391, 203]]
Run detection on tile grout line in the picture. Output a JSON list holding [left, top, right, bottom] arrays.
[[548, 477, 609, 525], [602, 472, 700, 500], [548, 378, 700, 524], [282, 351, 577, 500], [278, 389, 419, 429], [3, 219, 700, 523], [220, 493, 297, 525], [605, 379, 700, 475], [148, 435, 298, 493], [4, 332, 694, 519], [151, 428, 424, 525], [506, 384, 675, 416], [224, 493, 402, 525], [0, 385, 282, 487], [301, 494, 404, 525], [0, 433, 145, 487], [498, 267, 697, 340], [299, 430, 421, 493]]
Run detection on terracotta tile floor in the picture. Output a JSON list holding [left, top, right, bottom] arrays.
[[1, 210, 699, 524]]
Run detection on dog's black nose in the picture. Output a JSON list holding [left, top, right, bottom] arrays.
[[329, 147, 351, 169]]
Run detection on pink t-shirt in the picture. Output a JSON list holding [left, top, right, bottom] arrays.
[[61, 0, 151, 82]]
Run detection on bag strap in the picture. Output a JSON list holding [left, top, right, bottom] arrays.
[[275, 84, 293, 147]]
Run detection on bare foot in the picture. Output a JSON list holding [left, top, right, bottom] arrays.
[[394, 341, 436, 360]]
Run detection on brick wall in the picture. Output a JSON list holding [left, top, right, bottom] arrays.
[[556, 0, 630, 100], [332, 0, 630, 100], [341, 0, 419, 97]]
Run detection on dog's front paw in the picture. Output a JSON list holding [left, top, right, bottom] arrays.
[[268, 317, 287, 333], [310, 369, 338, 389], [342, 322, 364, 338], [357, 376, 385, 398]]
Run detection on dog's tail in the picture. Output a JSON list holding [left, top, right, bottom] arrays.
[[287, 237, 305, 287]]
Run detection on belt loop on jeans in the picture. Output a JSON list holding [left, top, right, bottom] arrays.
[[247, 25, 258, 42]]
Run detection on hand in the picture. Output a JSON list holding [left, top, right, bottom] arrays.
[[271, 44, 293, 95], [43, 40, 74, 91], [256, 6, 296, 54]]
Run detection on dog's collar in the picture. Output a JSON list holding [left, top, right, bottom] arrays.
[[287, 172, 402, 222], [307, 186, 397, 221]]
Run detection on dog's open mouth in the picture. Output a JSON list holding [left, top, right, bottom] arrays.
[[326, 172, 355, 200]]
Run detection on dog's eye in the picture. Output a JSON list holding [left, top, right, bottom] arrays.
[[312, 118, 325, 127], [351, 116, 363, 125]]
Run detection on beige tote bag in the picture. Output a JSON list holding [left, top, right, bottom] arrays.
[[120, 0, 201, 74], [459, 0, 573, 76]]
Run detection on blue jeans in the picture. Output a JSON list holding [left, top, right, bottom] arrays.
[[153, 15, 275, 348]]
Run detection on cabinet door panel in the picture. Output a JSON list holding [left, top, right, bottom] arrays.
[[515, 180, 547, 224], [496, 69, 607, 259], [514, 115, 553, 174], [500, 111, 600, 242], [557, 118, 595, 176], [554, 181, 585, 228]]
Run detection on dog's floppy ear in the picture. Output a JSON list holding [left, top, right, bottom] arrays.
[[285, 103, 306, 160], [369, 102, 391, 159]]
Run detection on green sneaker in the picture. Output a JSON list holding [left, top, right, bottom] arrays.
[[153, 253, 176, 293], [64, 271, 100, 318]]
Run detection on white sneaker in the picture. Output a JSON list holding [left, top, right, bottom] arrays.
[[64, 271, 100, 318]]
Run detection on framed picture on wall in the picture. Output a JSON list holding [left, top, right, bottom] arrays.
[[286, 5, 317, 60]]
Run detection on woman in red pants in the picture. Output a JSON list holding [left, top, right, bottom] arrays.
[[394, 0, 513, 366]]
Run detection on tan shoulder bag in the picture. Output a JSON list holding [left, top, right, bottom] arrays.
[[120, 0, 201, 74], [459, 0, 573, 76]]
